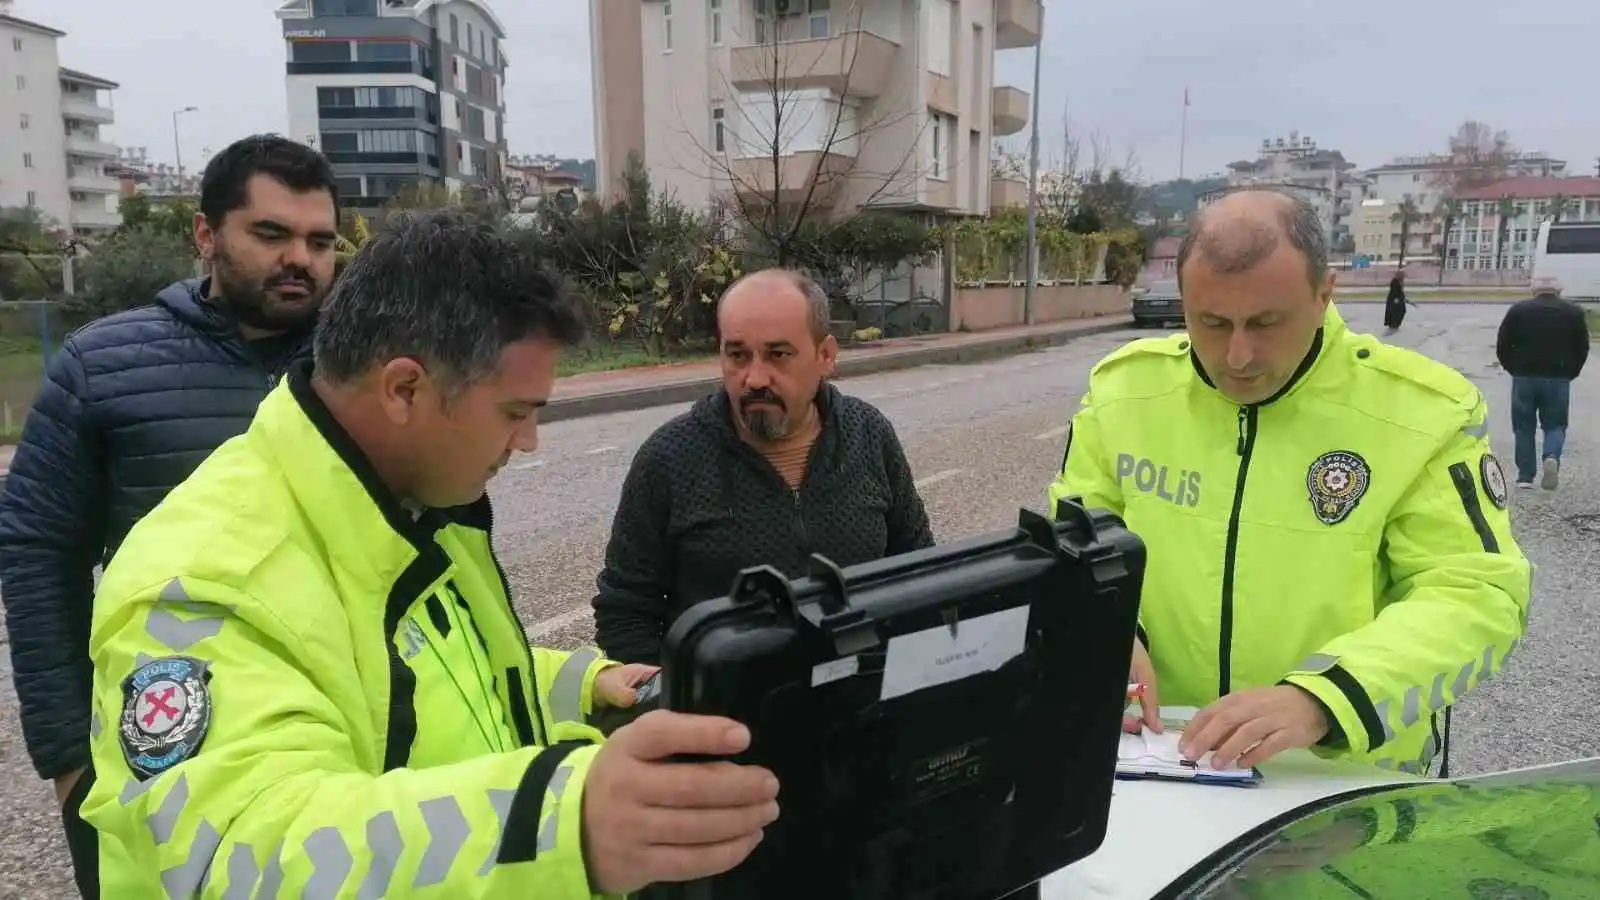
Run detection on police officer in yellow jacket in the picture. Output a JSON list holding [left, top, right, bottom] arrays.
[[1048, 189, 1531, 776], [82, 209, 781, 898]]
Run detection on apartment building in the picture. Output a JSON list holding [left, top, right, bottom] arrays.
[[1205, 132, 1357, 242], [588, 0, 1041, 219], [275, 0, 509, 211], [1361, 151, 1566, 216], [0, 3, 121, 234], [1440, 176, 1600, 271], [1349, 197, 1434, 264]]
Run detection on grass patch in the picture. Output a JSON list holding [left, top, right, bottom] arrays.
[[557, 344, 714, 377]]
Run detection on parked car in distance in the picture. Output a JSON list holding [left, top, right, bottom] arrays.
[[1132, 279, 1184, 327]]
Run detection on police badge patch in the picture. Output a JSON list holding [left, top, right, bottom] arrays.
[[1307, 450, 1371, 525], [1480, 453, 1509, 509], [119, 655, 213, 781]]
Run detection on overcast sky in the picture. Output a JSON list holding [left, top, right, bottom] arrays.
[[27, 0, 1600, 181]]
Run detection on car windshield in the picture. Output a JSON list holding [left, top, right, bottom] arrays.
[[1176, 760, 1600, 899], [1147, 280, 1180, 295]]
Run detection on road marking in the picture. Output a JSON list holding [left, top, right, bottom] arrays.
[[511, 458, 545, 471], [527, 605, 593, 639], [586, 445, 617, 455], [914, 468, 964, 488], [1033, 424, 1069, 441]]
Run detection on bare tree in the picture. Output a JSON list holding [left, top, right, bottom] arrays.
[[1428, 120, 1519, 196], [686, 0, 930, 267]]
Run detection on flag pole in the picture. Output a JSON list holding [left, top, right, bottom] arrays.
[[1179, 87, 1189, 180]]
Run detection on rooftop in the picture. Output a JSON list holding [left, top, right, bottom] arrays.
[[1452, 176, 1600, 202], [0, 11, 66, 38], [60, 67, 119, 90]]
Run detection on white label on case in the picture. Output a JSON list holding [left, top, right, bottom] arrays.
[[878, 605, 1031, 701], [811, 655, 860, 687]]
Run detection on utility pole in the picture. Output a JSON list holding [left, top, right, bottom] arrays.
[[172, 106, 198, 184], [1022, 1, 1046, 325]]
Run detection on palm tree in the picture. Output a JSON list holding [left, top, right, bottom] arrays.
[[1391, 196, 1425, 267], [1494, 195, 1516, 270], [1433, 197, 1461, 284], [1550, 194, 1572, 224]]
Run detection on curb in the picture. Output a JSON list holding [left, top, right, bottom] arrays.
[[541, 317, 1134, 424]]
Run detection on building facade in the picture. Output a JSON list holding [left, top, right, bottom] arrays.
[[1441, 176, 1600, 271], [275, 0, 509, 212], [1205, 133, 1357, 243], [0, 4, 121, 234], [1360, 151, 1567, 218], [1348, 197, 1434, 265], [587, 0, 1041, 219]]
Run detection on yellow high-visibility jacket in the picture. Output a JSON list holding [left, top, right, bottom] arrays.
[[1048, 303, 1531, 773], [84, 362, 617, 898]]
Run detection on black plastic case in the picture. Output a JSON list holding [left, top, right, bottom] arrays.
[[654, 499, 1146, 900]]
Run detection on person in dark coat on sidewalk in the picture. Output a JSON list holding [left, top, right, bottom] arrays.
[[1496, 275, 1590, 490], [591, 269, 935, 667], [0, 134, 340, 898], [1383, 269, 1409, 332]]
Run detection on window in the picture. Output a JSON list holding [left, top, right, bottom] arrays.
[[292, 41, 353, 62], [663, 1, 673, 51], [334, 176, 364, 198], [311, 0, 377, 15], [926, 0, 952, 75], [1546, 224, 1600, 255], [450, 14, 459, 43], [712, 105, 725, 152], [929, 114, 944, 179], [12, 38, 21, 51], [18, 113, 28, 129], [22, 152, 33, 168], [809, 0, 830, 39], [25, 190, 36, 207], [356, 41, 413, 62], [15, 74, 24, 89], [710, 0, 723, 45]]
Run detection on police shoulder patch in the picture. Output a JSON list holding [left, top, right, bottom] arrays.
[[1480, 453, 1508, 509], [120, 655, 213, 781], [1307, 450, 1371, 526]]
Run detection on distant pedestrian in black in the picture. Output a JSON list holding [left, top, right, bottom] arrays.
[[1496, 276, 1589, 490], [1383, 269, 1408, 332]]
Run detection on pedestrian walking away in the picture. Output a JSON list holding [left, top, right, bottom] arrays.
[[1383, 269, 1409, 333], [1496, 275, 1589, 490], [0, 134, 340, 899], [1047, 189, 1530, 778]]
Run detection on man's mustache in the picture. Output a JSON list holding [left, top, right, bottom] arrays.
[[268, 266, 315, 290], [741, 390, 784, 411]]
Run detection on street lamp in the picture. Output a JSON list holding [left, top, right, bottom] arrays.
[[172, 106, 198, 185], [1022, 1, 1046, 325]]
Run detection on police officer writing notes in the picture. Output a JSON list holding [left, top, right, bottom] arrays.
[[83, 210, 780, 897], [1048, 189, 1531, 775], [593, 268, 933, 664]]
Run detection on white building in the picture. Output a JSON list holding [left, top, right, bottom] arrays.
[[0, 2, 121, 234], [1203, 132, 1358, 242], [588, 0, 1041, 218], [1359, 151, 1567, 215]]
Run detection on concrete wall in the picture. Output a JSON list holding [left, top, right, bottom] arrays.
[[1335, 265, 1531, 288], [950, 284, 1128, 332]]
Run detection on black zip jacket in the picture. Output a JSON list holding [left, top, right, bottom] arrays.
[[0, 277, 311, 780], [1496, 293, 1590, 380], [592, 382, 935, 664]]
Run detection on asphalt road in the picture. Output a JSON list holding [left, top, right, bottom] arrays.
[[3, 300, 1596, 897]]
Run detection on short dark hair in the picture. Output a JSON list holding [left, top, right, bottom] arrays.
[[313, 208, 586, 391], [199, 134, 340, 227], [1176, 189, 1328, 294]]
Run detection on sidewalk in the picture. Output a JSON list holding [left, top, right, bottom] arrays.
[[543, 315, 1133, 423]]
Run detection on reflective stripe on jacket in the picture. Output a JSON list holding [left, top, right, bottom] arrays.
[[1047, 303, 1531, 773], [84, 359, 617, 899]]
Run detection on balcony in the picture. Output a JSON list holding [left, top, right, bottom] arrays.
[[991, 176, 1027, 211], [61, 97, 114, 125], [730, 31, 898, 100], [67, 172, 120, 194], [992, 85, 1029, 136], [65, 134, 119, 158], [995, 0, 1042, 49], [728, 151, 854, 207]]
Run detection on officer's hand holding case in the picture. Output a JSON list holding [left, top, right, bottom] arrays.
[[653, 499, 1146, 900]]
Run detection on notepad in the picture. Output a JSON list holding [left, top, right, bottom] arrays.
[[1116, 729, 1262, 786]]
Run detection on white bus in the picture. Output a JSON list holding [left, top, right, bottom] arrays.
[[1533, 220, 1600, 300]]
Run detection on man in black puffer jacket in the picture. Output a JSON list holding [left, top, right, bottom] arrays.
[[0, 133, 340, 898]]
